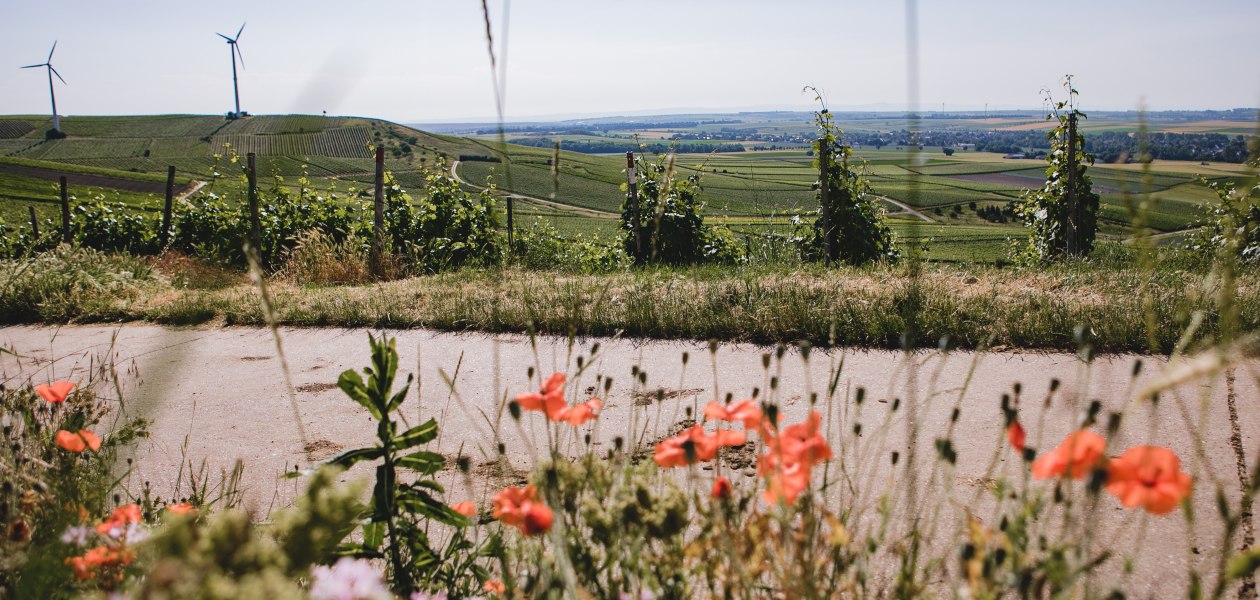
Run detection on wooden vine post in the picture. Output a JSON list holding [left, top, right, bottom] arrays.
[[625, 151, 642, 262], [246, 152, 263, 265], [819, 135, 834, 263], [59, 176, 70, 242], [372, 146, 385, 277], [1064, 112, 1079, 256], [161, 166, 175, 248]]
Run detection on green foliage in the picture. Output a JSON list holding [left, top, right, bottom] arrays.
[[69, 198, 159, 254], [1013, 78, 1101, 262], [383, 161, 503, 273], [510, 456, 691, 598], [620, 153, 745, 265], [796, 109, 897, 266], [0, 246, 157, 323], [1183, 175, 1260, 265], [324, 334, 492, 596], [511, 220, 628, 273], [133, 466, 364, 599]]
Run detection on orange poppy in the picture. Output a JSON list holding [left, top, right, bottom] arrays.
[[653, 425, 746, 468], [165, 502, 197, 516], [492, 485, 553, 535], [1007, 421, 1026, 452], [711, 476, 732, 500], [65, 545, 135, 580], [1031, 430, 1106, 480], [554, 398, 602, 426], [96, 504, 142, 537], [451, 501, 477, 518], [484, 579, 507, 595], [521, 502, 554, 535], [37, 381, 75, 404], [704, 399, 763, 429], [757, 411, 833, 505], [515, 372, 567, 420], [55, 430, 102, 453], [1105, 445, 1193, 515]]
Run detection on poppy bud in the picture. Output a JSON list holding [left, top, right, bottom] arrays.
[[711, 476, 732, 500]]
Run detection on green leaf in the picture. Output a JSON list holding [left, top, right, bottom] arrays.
[[361, 521, 386, 551], [338, 370, 381, 420], [385, 380, 411, 413], [326, 446, 384, 469], [396, 451, 445, 475], [398, 488, 460, 526], [392, 418, 438, 451]]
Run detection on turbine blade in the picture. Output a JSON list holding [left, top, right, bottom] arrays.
[[217, 32, 233, 42], [234, 44, 245, 69], [47, 41, 56, 62], [21, 64, 45, 69], [50, 66, 66, 85], [236, 23, 245, 40]]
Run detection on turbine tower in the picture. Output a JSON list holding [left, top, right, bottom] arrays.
[[21, 42, 66, 133], [216, 23, 246, 118]]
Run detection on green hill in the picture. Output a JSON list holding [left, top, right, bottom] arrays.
[[0, 114, 500, 225]]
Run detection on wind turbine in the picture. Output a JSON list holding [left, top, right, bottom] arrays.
[[21, 41, 66, 133], [216, 23, 246, 118]]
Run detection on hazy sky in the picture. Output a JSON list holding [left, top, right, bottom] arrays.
[[2, 0, 1257, 122]]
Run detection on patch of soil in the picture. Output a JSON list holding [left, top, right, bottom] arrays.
[[0, 162, 197, 195], [296, 382, 339, 393], [632, 387, 705, 407], [303, 439, 343, 461], [470, 458, 529, 488]]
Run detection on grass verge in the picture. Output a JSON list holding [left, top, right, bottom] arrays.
[[1, 250, 1253, 353]]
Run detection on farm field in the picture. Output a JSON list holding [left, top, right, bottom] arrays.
[[1, 113, 1251, 263]]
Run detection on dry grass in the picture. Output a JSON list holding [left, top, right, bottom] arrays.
[[12, 262, 1251, 353]]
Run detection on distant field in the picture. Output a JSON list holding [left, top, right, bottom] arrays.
[[1, 113, 1247, 263]]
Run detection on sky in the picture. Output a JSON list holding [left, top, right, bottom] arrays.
[[2, 0, 1258, 123]]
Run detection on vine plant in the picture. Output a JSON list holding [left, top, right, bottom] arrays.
[[796, 89, 896, 266], [1013, 75, 1100, 261]]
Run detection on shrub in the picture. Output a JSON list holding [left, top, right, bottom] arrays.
[[795, 109, 897, 265], [621, 153, 745, 265], [512, 220, 627, 273], [1013, 78, 1100, 262]]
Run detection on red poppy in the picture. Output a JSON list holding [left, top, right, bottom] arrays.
[[515, 372, 567, 420], [1031, 430, 1106, 480], [704, 399, 763, 429], [653, 425, 746, 468], [521, 502, 554, 535], [492, 485, 553, 535], [65, 545, 134, 581], [1105, 445, 1193, 515], [165, 502, 197, 516], [451, 501, 477, 518], [555, 398, 601, 426], [758, 411, 833, 505], [37, 381, 75, 404], [55, 430, 102, 453], [1007, 421, 1026, 452], [484, 580, 507, 595], [95, 504, 142, 537], [711, 476, 732, 500]]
